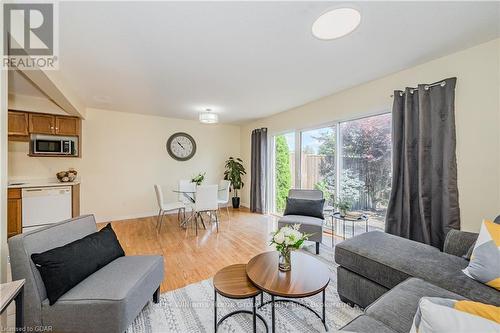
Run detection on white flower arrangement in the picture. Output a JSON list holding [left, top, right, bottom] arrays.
[[270, 224, 310, 253]]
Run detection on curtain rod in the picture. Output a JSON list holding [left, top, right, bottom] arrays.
[[390, 80, 446, 98]]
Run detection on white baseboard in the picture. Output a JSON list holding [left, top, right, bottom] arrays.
[[96, 209, 186, 223]]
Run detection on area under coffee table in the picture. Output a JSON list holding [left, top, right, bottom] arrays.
[[246, 251, 330, 332]]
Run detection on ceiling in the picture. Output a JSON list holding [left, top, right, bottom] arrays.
[[9, 1, 500, 123]]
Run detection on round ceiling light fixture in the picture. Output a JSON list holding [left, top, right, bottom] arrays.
[[199, 108, 218, 124], [312, 8, 361, 40]]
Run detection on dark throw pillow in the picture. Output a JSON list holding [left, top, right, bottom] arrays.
[[31, 223, 125, 305], [283, 197, 325, 219]]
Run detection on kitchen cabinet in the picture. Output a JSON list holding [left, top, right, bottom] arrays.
[[55, 116, 80, 136], [8, 111, 29, 139], [28, 113, 80, 136], [7, 189, 22, 238], [29, 113, 56, 135]]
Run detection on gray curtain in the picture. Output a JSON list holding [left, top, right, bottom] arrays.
[[385, 77, 460, 249], [250, 128, 267, 213]]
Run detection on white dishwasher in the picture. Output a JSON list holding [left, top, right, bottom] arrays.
[[22, 186, 72, 233]]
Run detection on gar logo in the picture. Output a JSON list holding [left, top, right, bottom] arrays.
[[2, 2, 58, 69]]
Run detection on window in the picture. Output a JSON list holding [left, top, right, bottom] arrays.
[[269, 113, 391, 231], [300, 126, 336, 206]]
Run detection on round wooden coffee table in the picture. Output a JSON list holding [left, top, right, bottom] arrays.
[[213, 264, 268, 332], [246, 251, 330, 332]]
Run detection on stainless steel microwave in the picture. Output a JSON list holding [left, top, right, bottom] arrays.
[[31, 135, 77, 156]]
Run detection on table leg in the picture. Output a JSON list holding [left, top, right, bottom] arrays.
[[352, 222, 355, 238], [253, 296, 257, 333], [214, 290, 217, 332], [261, 292, 264, 305], [331, 216, 334, 248], [15, 287, 24, 330], [322, 289, 327, 330], [366, 219, 368, 232], [271, 295, 275, 333], [343, 220, 346, 239]]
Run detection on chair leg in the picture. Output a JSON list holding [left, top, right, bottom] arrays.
[[156, 209, 162, 228], [158, 211, 165, 232], [215, 210, 219, 233], [153, 287, 160, 303], [316, 242, 320, 254], [226, 205, 230, 219]]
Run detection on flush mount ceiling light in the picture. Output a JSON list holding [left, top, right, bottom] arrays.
[[312, 8, 361, 40], [199, 108, 218, 124]]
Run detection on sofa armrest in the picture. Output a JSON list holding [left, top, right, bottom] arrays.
[[443, 229, 478, 257]]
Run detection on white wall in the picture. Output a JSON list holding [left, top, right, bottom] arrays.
[[241, 38, 500, 233], [8, 108, 240, 222]]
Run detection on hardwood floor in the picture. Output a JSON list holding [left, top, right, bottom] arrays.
[[100, 208, 278, 292]]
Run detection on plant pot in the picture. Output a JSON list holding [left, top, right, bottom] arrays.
[[232, 197, 240, 209]]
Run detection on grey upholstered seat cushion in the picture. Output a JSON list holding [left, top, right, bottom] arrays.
[[335, 231, 500, 305], [365, 278, 466, 333], [339, 314, 397, 333], [278, 215, 323, 243], [42, 255, 164, 333]]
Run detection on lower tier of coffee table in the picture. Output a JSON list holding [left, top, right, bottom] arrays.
[[258, 290, 328, 332], [214, 290, 269, 333]]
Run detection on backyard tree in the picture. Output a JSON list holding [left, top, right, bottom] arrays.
[[314, 114, 391, 211], [275, 135, 292, 212]]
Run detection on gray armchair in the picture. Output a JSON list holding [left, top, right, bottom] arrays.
[[8, 215, 164, 333], [278, 189, 324, 254]]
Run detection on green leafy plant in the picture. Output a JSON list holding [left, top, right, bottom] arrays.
[[275, 135, 292, 212], [334, 197, 352, 217], [191, 172, 205, 185], [223, 157, 246, 198]]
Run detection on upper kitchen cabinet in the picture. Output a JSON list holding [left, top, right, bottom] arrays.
[[29, 113, 56, 134], [55, 116, 80, 136], [26, 113, 80, 136], [8, 111, 29, 139]]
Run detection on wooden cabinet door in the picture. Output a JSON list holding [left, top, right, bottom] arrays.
[[8, 111, 28, 136], [7, 189, 22, 238], [55, 116, 80, 136], [29, 114, 55, 134]]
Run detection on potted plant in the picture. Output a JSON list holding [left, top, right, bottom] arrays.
[[270, 224, 310, 271], [223, 157, 246, 208], [191, 172, 205, 186], [334, 197, 352, 217]]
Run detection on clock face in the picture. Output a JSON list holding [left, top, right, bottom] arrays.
[[166, 132, 196, 161]]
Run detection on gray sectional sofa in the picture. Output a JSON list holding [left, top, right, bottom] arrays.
[[336, 216, 500, 333], [8, 215, 164, 333]]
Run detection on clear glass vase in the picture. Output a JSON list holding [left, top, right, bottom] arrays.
[[278, 249, 292, 271]]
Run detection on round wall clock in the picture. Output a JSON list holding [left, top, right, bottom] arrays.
[[166, 132, 197, 161]]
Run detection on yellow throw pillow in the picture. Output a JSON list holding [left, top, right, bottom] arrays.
[[463, 220, 500, 290], [410, 298, 500, 333]]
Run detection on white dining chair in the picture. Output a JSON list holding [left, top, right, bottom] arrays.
[[218, 180, 231, 218], [154, 184, 185, 232], [191, 185, 219, 235]]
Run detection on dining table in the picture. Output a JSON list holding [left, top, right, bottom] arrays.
[[172, 186, 225, 228]]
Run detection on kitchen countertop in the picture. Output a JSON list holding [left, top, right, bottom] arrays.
[[8, 180, 80, 189]]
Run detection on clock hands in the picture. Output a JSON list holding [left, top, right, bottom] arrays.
[[177, 142, 185, 150]]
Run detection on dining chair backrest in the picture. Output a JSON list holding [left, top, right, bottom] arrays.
[[178, 179, 195, 203], [218, 180, 231, 202], [154, 184, 164, 210], [195, 185, 218, 212]]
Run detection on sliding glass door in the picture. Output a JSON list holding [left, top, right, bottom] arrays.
[[339, 113, 392, 231], [269, 113, 392, 230], [300, 127, 336, 206]]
